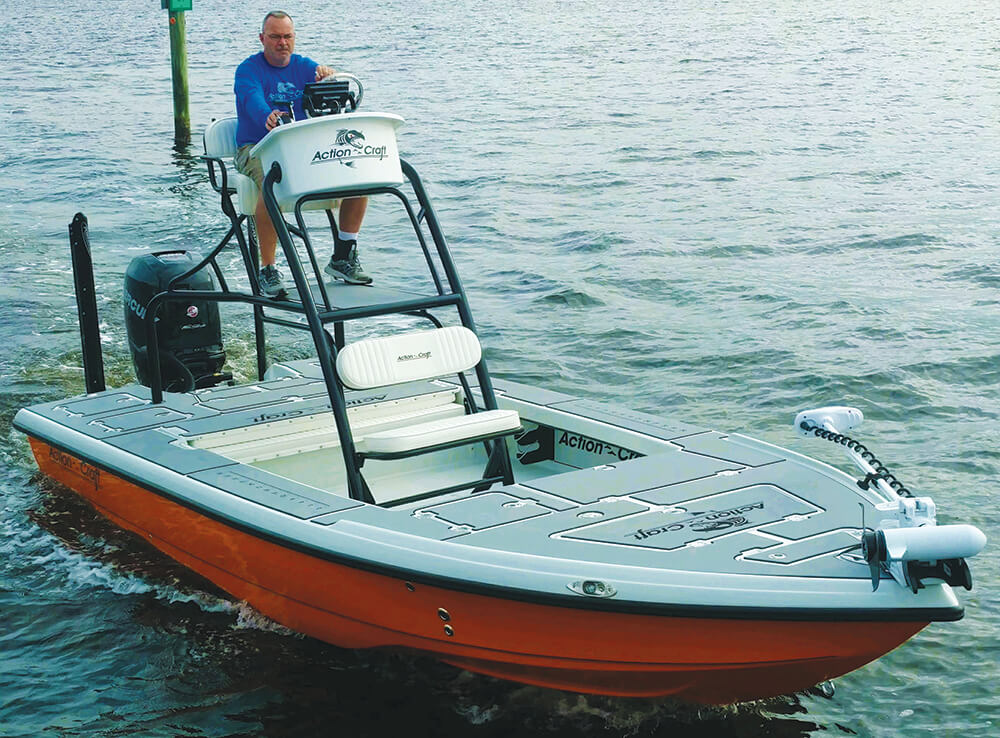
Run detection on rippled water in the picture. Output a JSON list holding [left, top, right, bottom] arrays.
[[2, 1, 998, 736]]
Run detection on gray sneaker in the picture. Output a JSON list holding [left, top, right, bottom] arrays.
[[325, 243, 373, 285], [258, 265, 286, 298]]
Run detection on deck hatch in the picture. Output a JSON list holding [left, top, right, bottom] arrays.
[[97, 406, 192, 432], [671, 433, 785, 467], [522, 452, 741, 504], [106, 429, 236, 474], [421, 492, 556, 530], [195, 378, 329, 411], [547, 399, 705, 441], [56, 393, 148, 417], [742, 529, 861, 565]]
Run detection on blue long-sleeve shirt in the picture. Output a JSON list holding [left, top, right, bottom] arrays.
[[234, 52, 319, 147]]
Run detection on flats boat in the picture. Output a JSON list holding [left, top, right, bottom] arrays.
[[13, 78, 986, 704]]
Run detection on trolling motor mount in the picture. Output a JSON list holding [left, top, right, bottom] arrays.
[[796, 405, 986, 592]]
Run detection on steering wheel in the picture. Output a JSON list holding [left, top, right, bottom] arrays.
[[318, 72, 364, 110]]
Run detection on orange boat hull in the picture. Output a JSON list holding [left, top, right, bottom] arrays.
[[28, 437, 927, 704]]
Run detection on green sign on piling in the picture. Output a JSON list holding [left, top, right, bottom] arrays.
[[161, 1, 192, 143]]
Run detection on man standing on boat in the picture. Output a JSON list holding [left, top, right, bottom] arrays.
[[234, 10, 373, 297]]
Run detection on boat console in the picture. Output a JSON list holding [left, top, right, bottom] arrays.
[[250, 109, 404, 210], [129, 72, 518, 507]]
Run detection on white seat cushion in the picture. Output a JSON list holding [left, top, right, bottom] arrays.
[[203, 117, 239, 159], [359, 409, 521, 456], [336, 326, 483, 390]]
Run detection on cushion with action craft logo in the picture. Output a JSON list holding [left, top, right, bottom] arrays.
[[336, 326, 482, 390]]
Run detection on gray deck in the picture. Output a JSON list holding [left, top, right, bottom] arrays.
[[18, 363, 877, 583]]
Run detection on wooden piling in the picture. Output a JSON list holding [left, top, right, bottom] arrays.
[[168, 10, 190, 143]]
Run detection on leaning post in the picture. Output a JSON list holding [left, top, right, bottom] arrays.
[[161, 0, 193, 143]]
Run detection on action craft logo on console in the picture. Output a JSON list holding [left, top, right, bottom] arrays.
[[337, 129, 365, 149], [311, 129, 388, 167]]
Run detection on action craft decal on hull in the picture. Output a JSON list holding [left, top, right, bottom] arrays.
[[47, 445, 101, 488]]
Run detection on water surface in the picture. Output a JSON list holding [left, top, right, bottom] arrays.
[[2, 1, 998, 736]]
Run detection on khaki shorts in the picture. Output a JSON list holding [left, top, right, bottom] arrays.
[[234, 144, 263, 189], [235, 142, 342, 213]]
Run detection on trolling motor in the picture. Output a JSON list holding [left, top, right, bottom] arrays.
[[795, 406, 986, 592]]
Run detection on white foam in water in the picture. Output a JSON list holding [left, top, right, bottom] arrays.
[[228, 600, 296, 635], [38, 538, 157, 597], [48, 537, 294, 631], [5, 511, 236, 615], [456, 704, 500, 725]]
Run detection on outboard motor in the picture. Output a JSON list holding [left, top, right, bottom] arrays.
[[124, 251, 230, 391]]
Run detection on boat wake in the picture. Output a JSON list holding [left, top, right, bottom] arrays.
[[23, 476, 232, 609], [441, 671, 832, 737]]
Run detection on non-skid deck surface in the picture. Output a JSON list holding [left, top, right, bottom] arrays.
[[20, 365, 874, 580]]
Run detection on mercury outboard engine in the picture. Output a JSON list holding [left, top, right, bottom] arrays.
[[124, 251, 230, 391]]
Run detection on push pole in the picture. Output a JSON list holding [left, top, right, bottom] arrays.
[[161, 1, 192, 143]]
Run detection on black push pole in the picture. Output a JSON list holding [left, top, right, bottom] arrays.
[[68, 213, 107, 394]]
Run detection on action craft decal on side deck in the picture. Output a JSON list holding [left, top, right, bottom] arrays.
[[558, 431, 641, 462], [347, 393, 387, 407], [630, 503, 764, 541], [251, 394, 388, 423], [252, 409, 305, 424]]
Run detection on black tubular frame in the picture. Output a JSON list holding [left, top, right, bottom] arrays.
[[127, 156, 509, 503]]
